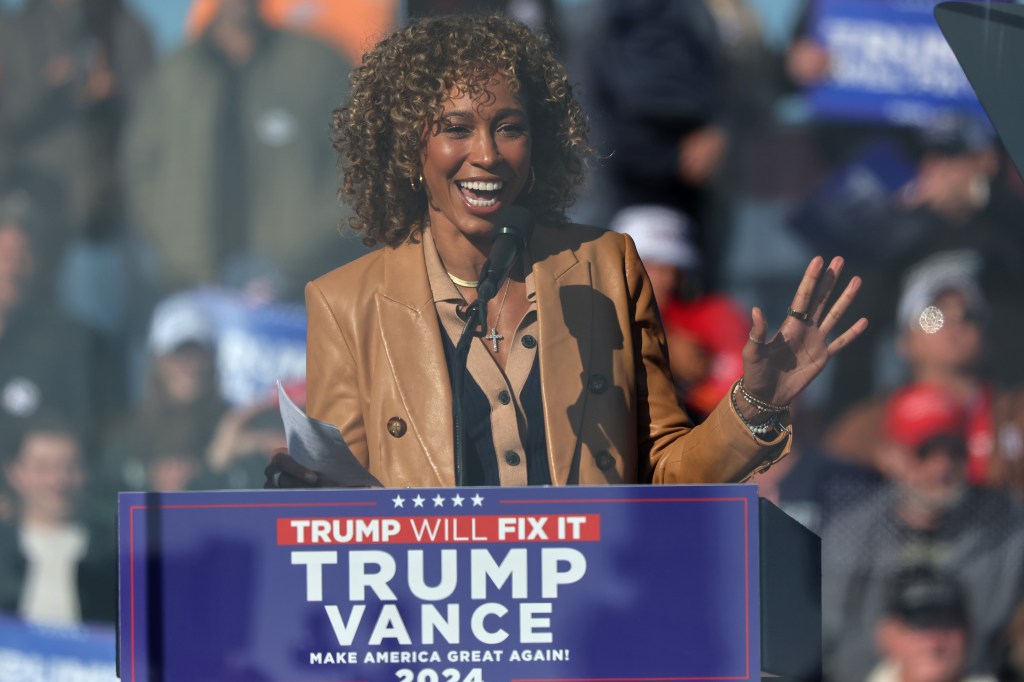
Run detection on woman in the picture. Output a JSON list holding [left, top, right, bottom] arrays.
[[269, 14, 867, 488]]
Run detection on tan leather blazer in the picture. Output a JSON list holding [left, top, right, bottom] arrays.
[[305, 223, 789, 487]]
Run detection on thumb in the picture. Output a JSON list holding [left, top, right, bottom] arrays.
[[748, 307, 768, 345]]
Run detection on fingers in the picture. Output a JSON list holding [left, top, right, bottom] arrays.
[[810, 257, 843, 324], [819, 275, 861, 337], [827, 316, 869, 355], [264, 451, 320, 489], [788, 256, 824, 319]]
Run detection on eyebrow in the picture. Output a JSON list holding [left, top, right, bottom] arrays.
[[441, 107, 528, 120]]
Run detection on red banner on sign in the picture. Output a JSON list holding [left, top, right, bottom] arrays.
[[276, 514, 602, 545]]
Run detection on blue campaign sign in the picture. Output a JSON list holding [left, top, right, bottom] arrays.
[[119, 485, 761, 681], [807, 0, 997, 124], [187, 287, 307, 406], [0, 615, 115, 682]]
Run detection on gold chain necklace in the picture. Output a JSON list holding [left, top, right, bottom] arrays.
[[447, 272, 479, 288]]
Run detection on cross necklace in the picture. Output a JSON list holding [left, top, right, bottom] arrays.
[[483, 278, 512, 352]]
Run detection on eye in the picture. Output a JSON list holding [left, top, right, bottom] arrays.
[[441, 123, 471, 137], [497, 122, 528, 138]]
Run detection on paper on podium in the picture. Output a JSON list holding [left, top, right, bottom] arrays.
[[276, 381, 383, 487]]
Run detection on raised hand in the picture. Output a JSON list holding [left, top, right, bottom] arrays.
[[741, 256, 868, 409]]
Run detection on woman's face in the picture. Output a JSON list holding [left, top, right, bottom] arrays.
[[420, 74, 532, 245], [156, 343, 215, 404]]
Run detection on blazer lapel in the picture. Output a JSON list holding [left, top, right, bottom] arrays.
[[532, 227, 593, 485], [376, 238, 455, 486]]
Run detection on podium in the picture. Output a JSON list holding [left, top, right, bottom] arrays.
[[117, 484, 820, 681]]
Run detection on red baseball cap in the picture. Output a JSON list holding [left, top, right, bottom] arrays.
[[883, 384, 968, 451]]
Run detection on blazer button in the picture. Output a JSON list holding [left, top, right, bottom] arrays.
[[504, 451, 522, 466], [595, 451, 616, 470], [588, 374, 608, 394], [521, 334, 537, 349], [497, 390, 511, 405], [386, 417, 407, 438]]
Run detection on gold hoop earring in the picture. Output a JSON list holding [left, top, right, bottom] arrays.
[[410, 174, 423, 192], [526, 167, 536, 194]]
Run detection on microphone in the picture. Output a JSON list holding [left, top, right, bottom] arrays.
[[452, 206, 532, 486], [476, 206, 533, 303]]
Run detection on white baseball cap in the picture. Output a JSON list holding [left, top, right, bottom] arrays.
[[896, 251, 987, 332], [148, 293, 217, 355], [610, 205, 700, 270]]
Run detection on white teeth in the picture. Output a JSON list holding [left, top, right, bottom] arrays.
[[466, 196, 498, 207], [458, 180, 503, 191]]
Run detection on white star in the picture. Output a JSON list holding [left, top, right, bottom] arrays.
[[412, 495, 425, 508], [451, 494, 465, 507], [471, 494, 484, 507], [392, 495, 405, 508], [432, 494, 446, 507]]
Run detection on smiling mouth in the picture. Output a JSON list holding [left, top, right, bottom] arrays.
[[457, 180, 504, 207]]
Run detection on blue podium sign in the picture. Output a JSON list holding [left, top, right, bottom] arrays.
[[119, 485, 760, 681]]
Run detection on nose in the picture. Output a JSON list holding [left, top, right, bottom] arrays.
[[469, 129, 501, 168]]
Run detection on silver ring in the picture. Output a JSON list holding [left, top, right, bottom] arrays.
[[748, 332, 765, 345], [786, 306, 811, 323]]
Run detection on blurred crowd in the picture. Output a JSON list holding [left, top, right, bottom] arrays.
[[0, 0, 1023, 680]]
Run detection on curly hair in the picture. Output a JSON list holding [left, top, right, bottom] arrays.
[[331, 14, 590, 247]]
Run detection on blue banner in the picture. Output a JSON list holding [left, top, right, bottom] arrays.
[[0, 616, 115, 682], [187, 288, 307, 406], [807, 0, 997, 124], [119, 485, 761, 681]]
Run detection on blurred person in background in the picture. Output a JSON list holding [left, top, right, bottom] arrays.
[[0, 0, 155, 336], [791, 115, 1024, 417], [0, 177, 109, 452], [100, 292, 227, 492], [406, 0, 564, 57], [198, 389, 289, 490], [589, 0, 727, 275], [750, 401, 883, 535], [121, 0, 362, 297], [822, 383, 1024, 682], [186, 0, 400, 65], [0, 0, 157, 409], [589, 0, 776, 288], [870, 566, 996, 682], [0, 417, 116, 626], [610, 205, 746, 422], [143, 425, 212, 493], [825, 255, 1024, 494], [701, 0, 778, 277], [0, 0, 154, 251]]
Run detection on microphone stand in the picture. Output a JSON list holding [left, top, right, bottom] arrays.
[[452, 297, 488, 486], [450, 207, 532, 486]]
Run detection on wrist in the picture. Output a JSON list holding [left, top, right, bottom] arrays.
[[736, 377, 790, 415], [734, 389, 773, 424], [730, 379, 791, 442]]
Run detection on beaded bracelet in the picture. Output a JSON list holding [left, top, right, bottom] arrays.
[[730, 381, 786, 442], [736, 377, 790, 414]]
